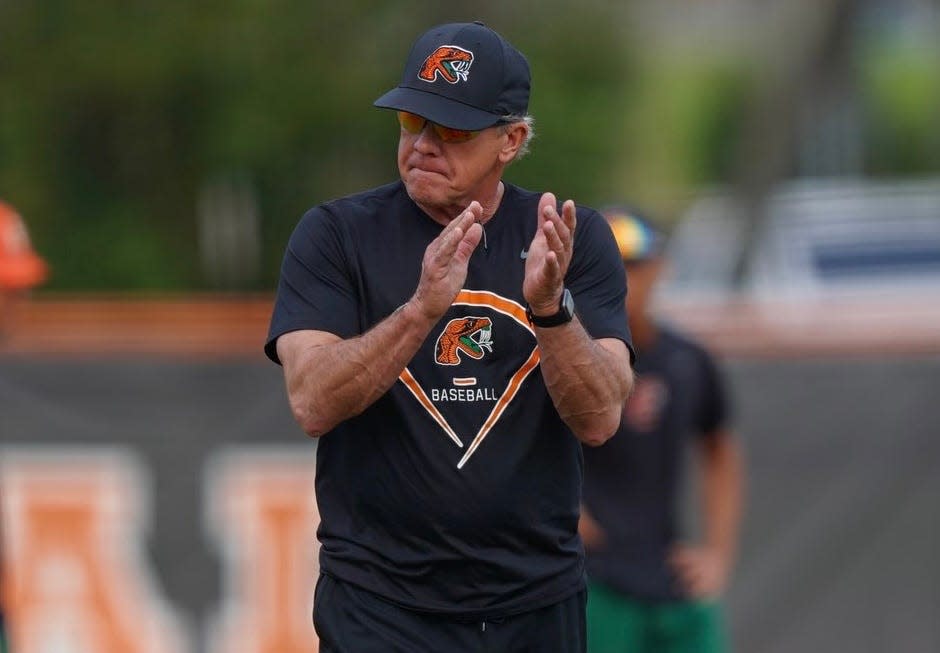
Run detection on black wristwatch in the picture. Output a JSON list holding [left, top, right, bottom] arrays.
[[526, 288, 575, 328]]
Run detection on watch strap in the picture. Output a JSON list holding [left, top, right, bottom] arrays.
[[526, 288, 574, 328]]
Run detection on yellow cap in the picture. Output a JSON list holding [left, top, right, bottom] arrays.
[[602, 206, 665, 263]]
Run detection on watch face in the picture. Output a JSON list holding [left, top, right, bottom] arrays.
[[561, 288, 574, 318], [527, 288, 574, 327]]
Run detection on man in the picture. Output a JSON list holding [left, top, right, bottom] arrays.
[[0, 200, 49, 653], [580, 207, 744, 653], [0, 201, 47, 338], [266, 21, 634, 652]]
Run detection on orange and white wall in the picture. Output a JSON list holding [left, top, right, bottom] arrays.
[[1, 447, 320, 653]]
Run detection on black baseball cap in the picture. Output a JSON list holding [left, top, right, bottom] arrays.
[[374, 21, 530, 130]]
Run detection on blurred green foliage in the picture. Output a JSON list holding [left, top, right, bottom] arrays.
[[0, 1, 937, 291], [860, 39, 940, 175]]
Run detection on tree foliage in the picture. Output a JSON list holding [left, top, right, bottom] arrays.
[[0, 1, 935, 290]]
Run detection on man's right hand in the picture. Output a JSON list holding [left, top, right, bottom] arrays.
[[411, 202, 484, 321], [578, 506, 608, 551]]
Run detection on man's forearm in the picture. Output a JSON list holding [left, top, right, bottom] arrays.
[[701, 433, 744, 561], [281, 205, 484, 438], [285, 302, 434, 437], [535, 318, 633, 445]]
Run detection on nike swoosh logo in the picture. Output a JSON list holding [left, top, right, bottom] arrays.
[[520, 249, 528, 260]]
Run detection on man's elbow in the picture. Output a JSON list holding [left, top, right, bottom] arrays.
[[580, 432, 613, 447], [576, 413, 621, 447], [622, 366, 636, 401], [579, 429, 616, 447], [288, 396, 332, 438]]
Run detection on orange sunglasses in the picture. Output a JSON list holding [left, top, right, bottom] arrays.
[[397, 111, 482, 143]]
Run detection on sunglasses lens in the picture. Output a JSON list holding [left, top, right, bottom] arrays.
[[397, 111, 426, 134], [397, 111, 480, 143], [434, 125, 479, 143]]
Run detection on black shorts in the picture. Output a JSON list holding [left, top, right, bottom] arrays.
[[313, 574, 587, 653]]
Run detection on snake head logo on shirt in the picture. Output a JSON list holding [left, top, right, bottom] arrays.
[[418, 45, 474, 84], [435, 316, 493, 365]]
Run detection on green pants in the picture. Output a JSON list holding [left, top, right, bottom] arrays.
[[586, 582, 728, 653]]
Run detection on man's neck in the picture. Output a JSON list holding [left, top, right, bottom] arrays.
[[417, 181, 505, 227], [477, 181, 505, 225]]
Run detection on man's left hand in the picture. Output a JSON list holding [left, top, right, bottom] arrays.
[[523, 193, 576, 315], [668, 543, 731, 600]]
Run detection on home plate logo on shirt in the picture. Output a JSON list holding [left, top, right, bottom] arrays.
[[398, 290, 540, 469]]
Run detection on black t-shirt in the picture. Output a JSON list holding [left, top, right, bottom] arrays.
[[266, 180, 631, 618], [582, 326, 728, 602]]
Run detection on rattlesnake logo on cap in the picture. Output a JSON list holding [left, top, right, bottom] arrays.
[[418, 45, 474, 84]]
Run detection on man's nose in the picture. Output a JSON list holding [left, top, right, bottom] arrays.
[[412, 125, 441, 153]]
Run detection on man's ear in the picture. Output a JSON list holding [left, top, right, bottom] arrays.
[[498, 123, 529, 164]]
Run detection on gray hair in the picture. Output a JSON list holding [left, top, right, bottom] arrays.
[[499, 114, 535, 161]]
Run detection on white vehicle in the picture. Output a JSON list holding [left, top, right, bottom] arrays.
[[654, 178, 940, 356]]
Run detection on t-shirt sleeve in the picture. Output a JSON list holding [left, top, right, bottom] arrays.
[[566, 208, 635, 364], [695, 347, 730, 437], [264, 206, 360, 364]]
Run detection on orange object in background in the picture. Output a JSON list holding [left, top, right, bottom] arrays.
[[206, 451, 320, 653], [1, 449, 321, 653], [1, 452, 188, 653], [0, 202, 47, 291]]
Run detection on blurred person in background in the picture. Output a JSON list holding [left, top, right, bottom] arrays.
[[580, 207, 744, 653], [266, 21, 634, 653], [0, 200, 49, 653], [0, 202, 47, 339]]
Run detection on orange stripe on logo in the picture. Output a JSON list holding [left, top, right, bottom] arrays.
[[398, 368, 464, 447], [457, 347, 541, 469], [454, 290, 531, 330]]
